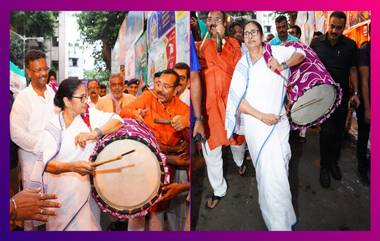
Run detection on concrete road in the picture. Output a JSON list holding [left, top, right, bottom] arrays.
[[191, 128, 370, 230]]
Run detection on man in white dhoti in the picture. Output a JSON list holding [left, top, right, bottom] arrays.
[[41, 78, 123, 230], [10, 50, 56, 230], [226, 21, 305, 231]]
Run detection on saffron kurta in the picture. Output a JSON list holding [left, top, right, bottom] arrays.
[[198, 37, 245, 150], [120, 90, 189, 147]]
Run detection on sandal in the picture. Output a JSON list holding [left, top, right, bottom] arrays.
[[238, 163, 247, 176], [206, 195, 223, 209]]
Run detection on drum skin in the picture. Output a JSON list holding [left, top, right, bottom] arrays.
[[263, 42, 343, 129], [89, 118, 170, 219]]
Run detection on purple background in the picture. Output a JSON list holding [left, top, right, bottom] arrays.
[[1, 0, 379, 240]]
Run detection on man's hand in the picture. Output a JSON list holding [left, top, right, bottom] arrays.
[[135, 108, 149, 122], [11, 188, 61, 222], [193, 120, 205, 138], [350, 95, 361, 109], [158, 183, 190, 203], [171, 115, 189, 131]]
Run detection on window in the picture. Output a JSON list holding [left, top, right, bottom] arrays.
[[53, 36, 59, 47], [69, 58, 78, 67]]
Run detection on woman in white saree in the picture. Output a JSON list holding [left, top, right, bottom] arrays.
[[39, 78, 123, 230], [226, 21, 305, 230]]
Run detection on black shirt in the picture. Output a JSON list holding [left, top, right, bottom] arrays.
[[358, 42, 370, 102], [310, 33, 358, 99]]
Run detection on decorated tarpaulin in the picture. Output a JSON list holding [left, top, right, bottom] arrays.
[[124, 47, 136, 80], [125, 11, 144, 48], [158, 11, 176, 39], [10, 61, 27, 97], [295, 11, 370, 46], [147, 12, 159, 48], [147, 37, 167, 87], [112, 11, 189, 88], [175, 11, 190, 64], [165, 28, 177, 69], [135, 32, 148, 85]]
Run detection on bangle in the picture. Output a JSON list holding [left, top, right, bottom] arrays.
[[194, 116, 204, 122], [94, 128, 104, 138]]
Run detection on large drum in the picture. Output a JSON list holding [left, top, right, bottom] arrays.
[[89, 118, 170, 219], [264, 42, 343, 129]]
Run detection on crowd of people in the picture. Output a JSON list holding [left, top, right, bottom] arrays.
[[9, 10, 370, 232], [10, 47, 191, 230], [191, 11, 370, 230]]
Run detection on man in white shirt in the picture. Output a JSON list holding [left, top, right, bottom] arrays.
[[10, 49, 56, 230]]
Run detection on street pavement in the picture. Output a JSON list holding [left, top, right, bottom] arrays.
[[191, 127, 370, 230]]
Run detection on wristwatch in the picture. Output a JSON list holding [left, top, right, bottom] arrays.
[[94, 128, 104, 138], [281, 62, 289, 70], [194, 116, 204, 122]]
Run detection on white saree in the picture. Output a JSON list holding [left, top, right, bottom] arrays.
[[39, 108, 123, 230], [226, 45, 304, 230]]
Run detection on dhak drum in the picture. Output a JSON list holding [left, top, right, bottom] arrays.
[[264, 42, 343, 129], [89, 118, 169, 219]]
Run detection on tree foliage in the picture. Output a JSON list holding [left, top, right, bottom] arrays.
[[10, 11, 57, 38], [76, 11, 127, 71], [83, 69, 110, 83], [10, 11, 58, 68]]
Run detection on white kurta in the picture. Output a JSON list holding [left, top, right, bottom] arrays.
[[230, 45, 303, 230], [10, 85, 55, 190], [42, 108, 123, 231]]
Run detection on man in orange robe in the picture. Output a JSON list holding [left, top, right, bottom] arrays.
[[120, 69, 190, 230], [198, 11, 246, 209]]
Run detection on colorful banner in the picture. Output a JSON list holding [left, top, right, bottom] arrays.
[[147, 12, 159, 48], [125, 11, 144, 47], [111, 39, 120, 74], [147, 38, 167, 87], [135, 31, 148, 85], [124, 47, 136, 80], [157, 11, 176, 38], [165, 28, 176, 69], [175, 11, 190, 65]]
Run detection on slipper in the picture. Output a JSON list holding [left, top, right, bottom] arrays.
[[206, 195, 223, 209], [238, 163, 247, 176]]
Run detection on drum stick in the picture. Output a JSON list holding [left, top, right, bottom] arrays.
[[199, 31, 209, 50], [91, 149, 136, 167], [291, 98, 323, 113], [154, 118, 172, 125]]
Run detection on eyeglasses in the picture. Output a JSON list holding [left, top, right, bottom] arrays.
[[179, 75, 187, 81], [72, 95, 87, 102], [244, 29, 260, 39], [206, 17, 223, 24], [30, 67, 49, 74], [155, 80, 176, 90]]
